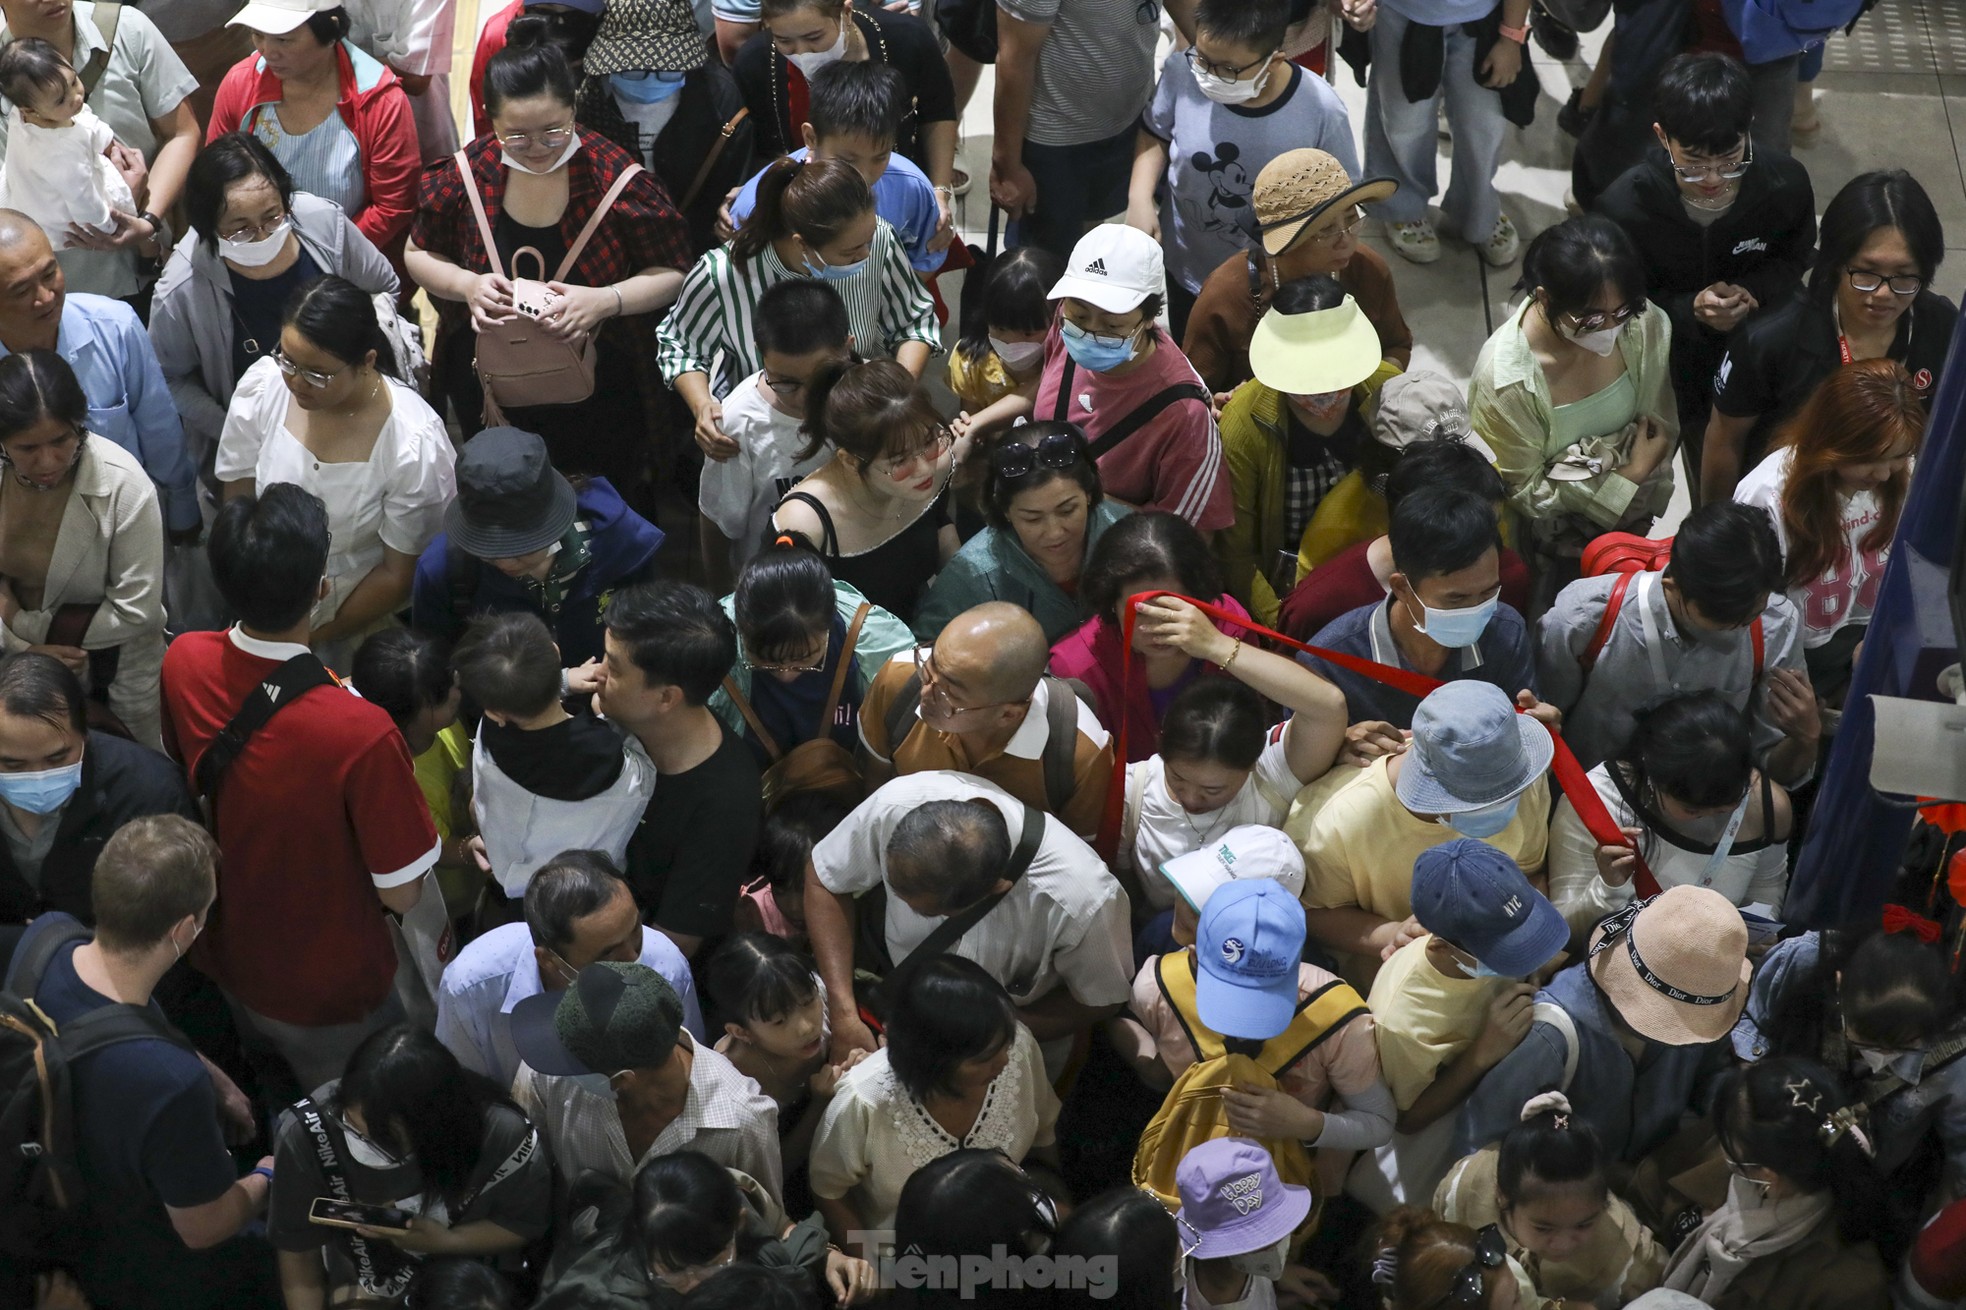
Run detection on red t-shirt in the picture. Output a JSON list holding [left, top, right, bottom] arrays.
[[1034, 325, 1234, 531], [1278, 538, 1534, 646], [161, 629, 439, 1027]]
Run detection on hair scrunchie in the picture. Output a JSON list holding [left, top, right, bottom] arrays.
[[1521, 1091, 1573, 1123]]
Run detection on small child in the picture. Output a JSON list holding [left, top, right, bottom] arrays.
[[1176, 1137, 1315, 1310], [452, 611, 654, 900], [733, 788, 853, 949], [0, 39, 136, 251], [948, 245, 1064, 442]]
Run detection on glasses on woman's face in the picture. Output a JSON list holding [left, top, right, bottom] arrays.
[[221, 213, 286, 242], [1561, 301, 1645, 334], [1428, 1224, 1507, 1310], [1669, 135, 1753, 183], [497, 123, 575, 153], [740, 633, 829, 675], [1846, 266, 1925, 297], [870, 429, 954, 481], [272, 346, 349, 390], [991, 431, 1087, 484], [1306, 206, 1365, 247]]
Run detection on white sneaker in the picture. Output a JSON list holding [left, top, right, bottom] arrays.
[[1481, 214, 1521, 267], [1386, 219, 1441, 264]]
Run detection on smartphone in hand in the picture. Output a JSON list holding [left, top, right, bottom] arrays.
[[308, 1197, 413, 1232]]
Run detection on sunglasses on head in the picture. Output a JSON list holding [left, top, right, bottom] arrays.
[[990, 431, 1087, 482], [1431, 1224, 1506, 1310]]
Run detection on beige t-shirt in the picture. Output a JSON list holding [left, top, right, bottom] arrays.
[[1365, 935, 1508, 1113]]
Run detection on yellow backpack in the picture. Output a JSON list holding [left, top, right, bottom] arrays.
[[1131, 949, 1367, 1236]]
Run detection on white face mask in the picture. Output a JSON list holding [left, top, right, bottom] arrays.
[[1194, 58, 1273, 105], [1560, 319, 1625, 356], [501, 133, 583, 176], [785, 23, 847, 78], [220, 219, 291, 269], [989, 336, 1045, 372], [1227, 1234, 1288, 1281]]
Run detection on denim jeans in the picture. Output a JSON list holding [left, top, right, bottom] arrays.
[[1008, 126, 1136, 259], [1364, 6, 1508, 241]]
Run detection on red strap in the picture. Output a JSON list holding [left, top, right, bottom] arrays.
[[1102, 592, 1660, 900], [1581, 570, 1635, 674], [1750, 616, 1764, 686]]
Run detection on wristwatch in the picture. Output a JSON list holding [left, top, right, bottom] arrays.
[[137, 210, 169, 258]]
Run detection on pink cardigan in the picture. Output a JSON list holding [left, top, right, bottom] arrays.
[[1048, 594, 1253, 762]]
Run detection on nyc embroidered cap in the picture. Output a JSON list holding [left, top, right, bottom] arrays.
[[1047, 225, 1164, 315], [1175, 1137, 1312, 1258], [1195, 879, 1304, 1040], [1410, 839, 1568, 977], [510, 961, 685, 1076], [1161, 824, 1306, 912]]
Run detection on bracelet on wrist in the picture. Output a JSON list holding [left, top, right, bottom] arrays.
[[1498, 21, 1528, 42], [251, 1165, 274, 1184], [1218, 640, 1242, 673], [609, 285, 625, 317]]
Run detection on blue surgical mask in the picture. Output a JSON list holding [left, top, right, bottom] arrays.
[[1059, 319, 1139, 373], [801, 246, 869, 282], [1416, 595, 1499, 648], [0, 760, 81, 815], [1467, 959, 1505, 979], [1441, 794, 1521, 839], [611, 69, 686, 104]]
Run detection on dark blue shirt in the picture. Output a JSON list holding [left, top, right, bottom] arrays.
[[741, 612, 862, 768], [227, 247, 322, 384], [1298, 596, 1539, 729]]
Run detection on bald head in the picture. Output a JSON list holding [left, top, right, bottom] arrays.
[[936, 603, 1049, 702], [0, 210, 49, 255], [0, 210, 62, 350]]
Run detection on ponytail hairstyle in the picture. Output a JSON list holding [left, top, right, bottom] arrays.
[[733, 537, 836, 667], [797, 357, 948, 477], [1159, 679, 1268, 772], [731, 157, 873, 266], [1771, 357, 1923, 590], [1367, 1208, 1510, 1310], [1711, 1056, 1887, 1245], [1495, 1092, 1608, 1211], [283, 275, 401, 380], [1763, 924, 1955, 1065], [483, 16, 579, 116], [1612, 692, 1757, 864]]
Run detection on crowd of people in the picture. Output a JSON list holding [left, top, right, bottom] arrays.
[[0, 0, 1959, 1308]]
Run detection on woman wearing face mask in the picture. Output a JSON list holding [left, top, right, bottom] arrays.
[[770, 359, 957, 622], [1547, 691, 1791, 938], [915, 424, 1129, 643], [267, 1024, 554, 1308], [574, 0, 757, 257], [407, 31, 691, 490], [151, 132, 399, 474], [658, 157, 938, 460], [1732, 358, 1922, 706], [1436, 1093, 1666, 1310], [0, 351, 166, 749], [708, 537, 915, 772], [1656, 1058, 1888, 1310], [731, 0, 956, 198], [1703, 169, 1955, 505], [1470, 214, 1678, 614], [1217, 275, 1391, 626], [1037, 224, 1233, 535], [1736, 922, 1966, 1217]]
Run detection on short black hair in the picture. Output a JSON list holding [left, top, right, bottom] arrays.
[[1080, 512, 1225, 619], [1617, 691, 1755, 809], [1809, 169, 1947, 307], [1667, 501, 1784, 626], [209, 484, 330, 632], [1384, 438, 1507, 513], [522, 849, 629, 955], [1516, 214, 1648, 322], [1195, 0, 1289, 53], [703, 932, 820, 1028], [753, 790, 852, 896], [0, 38, 70, 113], [733, 539, 835, 666], [634, 1150, 744, 1274], [957, 244, 1065, 362], [452, 611, 562, 719], [1159, 678, 1266, 770], [1270, 273, 1345, 317], [1388, 485, 1499, 583], [805, 59, 904, 147], [351, 628, 454, 728], [604, 581, 738, 707], [1652, 52, 1753, 155], [302, 4, 351, 44], [404, 1259, 517, 1310], [0, 651, 85, 738], [885, 799, 1011, 912], [882, 954, 1018, 1102], [752, 278, 851, 359], [981, 421, 1104, 531], [186, 132, 295, 253]]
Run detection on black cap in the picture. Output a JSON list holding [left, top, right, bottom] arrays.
[[443, 427, 579, 559]]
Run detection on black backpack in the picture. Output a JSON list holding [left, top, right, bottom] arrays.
[[0, 918, 191, 1266]]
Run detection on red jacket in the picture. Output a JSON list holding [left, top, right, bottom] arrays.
[[469, 0, 523, 141], [207, 40, 420, 262]]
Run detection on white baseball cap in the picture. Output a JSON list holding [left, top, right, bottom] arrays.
[[1047, 225, 1165, 315], [1161, 825, 1306, 912], [229, 0, 340, 35]]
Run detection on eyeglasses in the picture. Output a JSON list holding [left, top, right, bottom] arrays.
[[334, 1114, 405, 1167], [1306, 206, 1365, 246], [740, 638, 829, 675], [1846, 266, 1925, 297], [272, 346, 350, 389], [1182, 46, 1273, 80], [1561, 301, 1646, 334], [991, 431, 1087, 483], [914, 640, 1030, 718], [221, 214, 286, 242], [496, 124, 575, 152], [1669, 135, 1753, 183], [1427, 1224, 1506, 1310], [869, 429, 954, 480]]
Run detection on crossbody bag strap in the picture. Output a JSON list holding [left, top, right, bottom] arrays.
[[3, 917, 92, 994], [778, 491, 839, 554], [453, 150, 505, 280], [905, 805, 1046, 964], [679, 109, 749, 212], [1050, 355, 1076, 422], [79, 2, 118, 96], [1040, 676, 1077, 818], [720, 676, 782, 762], [1087, 383, 1211, 460], [554, 162, 645, 282], [816, 602, 871, 741], [192, 654, 337, 801], [881, 669, 922, 762], [294, 1098, 408, 1292]]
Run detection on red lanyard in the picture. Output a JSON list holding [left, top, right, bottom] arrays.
[[1838, 333, 1853, 366]]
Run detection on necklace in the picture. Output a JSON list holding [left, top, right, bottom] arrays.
[[1179, 804, 1230, 844]]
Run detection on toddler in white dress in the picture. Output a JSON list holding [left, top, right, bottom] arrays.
[[0, 39, 137, 251]]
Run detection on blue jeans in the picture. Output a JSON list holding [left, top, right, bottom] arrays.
[[1364, 6, 1508, 241], [1008, 126, 1136, 259]]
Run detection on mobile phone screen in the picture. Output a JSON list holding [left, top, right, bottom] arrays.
[[308, 1197, 413, 1230]]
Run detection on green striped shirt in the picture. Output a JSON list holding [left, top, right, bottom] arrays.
[[655, 219, 940, 396]]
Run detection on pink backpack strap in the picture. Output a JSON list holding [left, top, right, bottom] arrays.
[[554, 162, 644, 283], [453, 149, 505, 280]]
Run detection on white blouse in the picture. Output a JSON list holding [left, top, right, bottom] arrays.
[[216, 356, 456, 631], [808, 1022, 1059, 1233], [1122, 727, 1302, 909]]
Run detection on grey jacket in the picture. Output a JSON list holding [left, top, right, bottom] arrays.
[[147, 192, 398, 465]]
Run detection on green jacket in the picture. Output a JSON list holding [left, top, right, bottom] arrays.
[[710, 579, 915, 742], [911, 499, 1131, 642]]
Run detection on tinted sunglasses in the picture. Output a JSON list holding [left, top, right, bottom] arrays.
[[991, 431, 1087, 482], [1431, 1224, 1506, 1310]]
